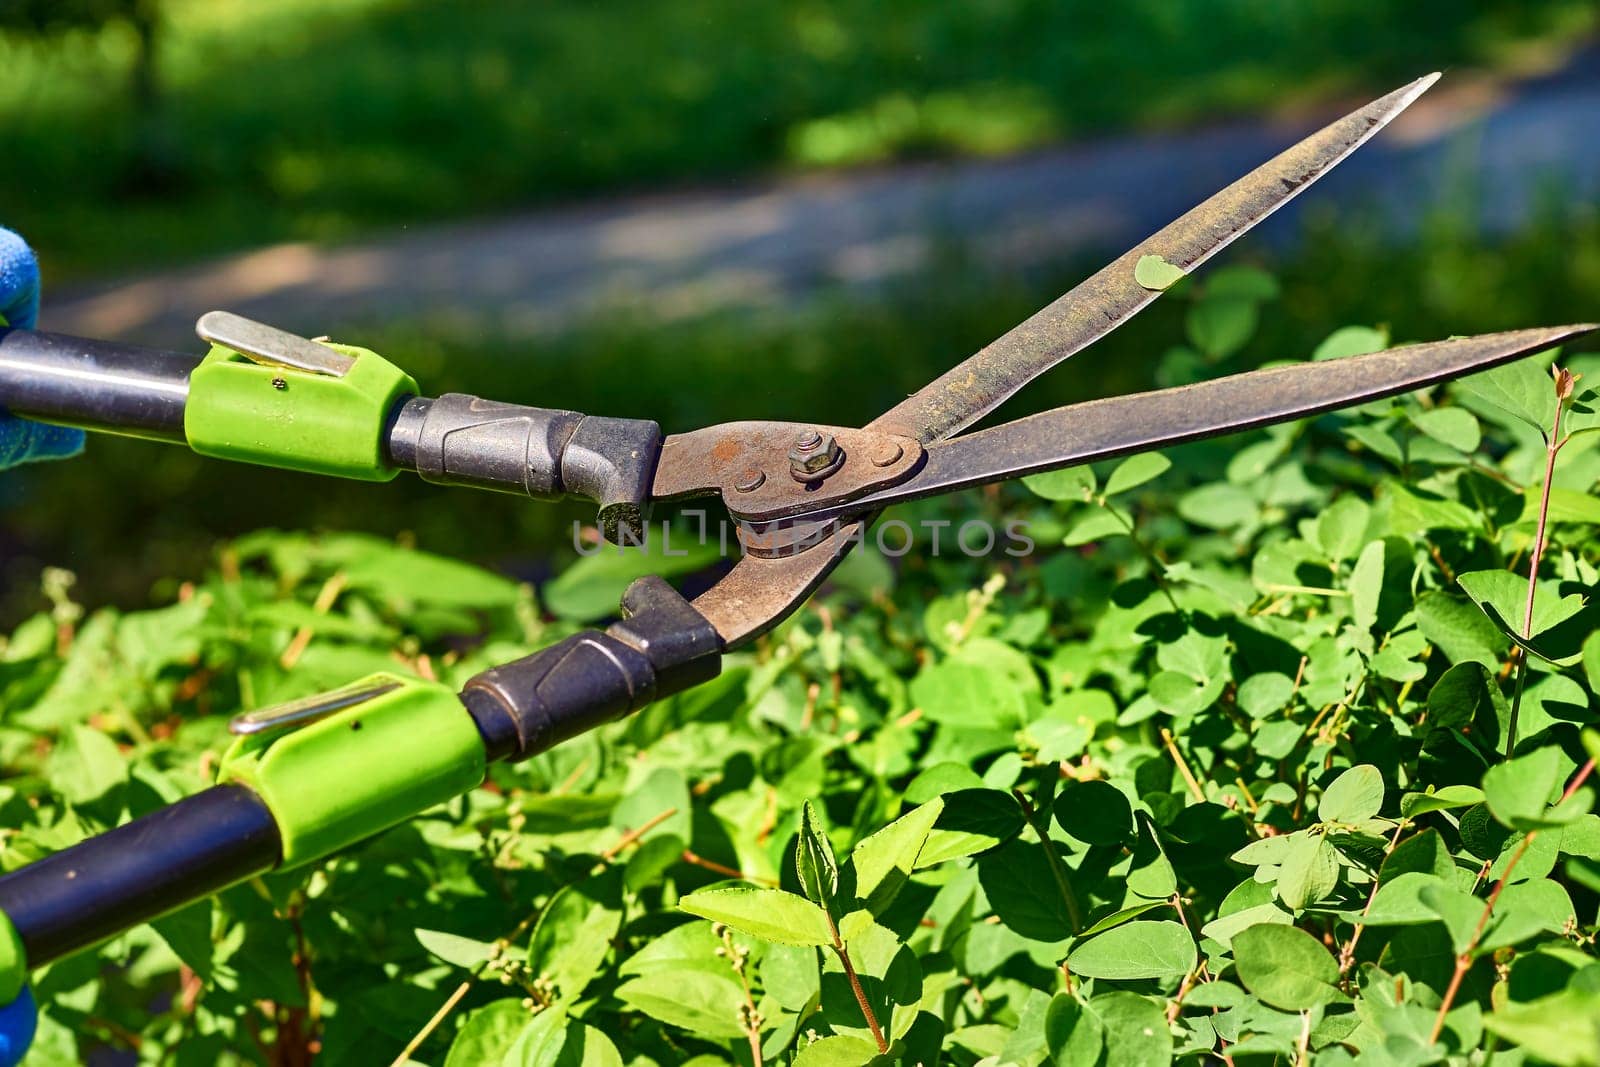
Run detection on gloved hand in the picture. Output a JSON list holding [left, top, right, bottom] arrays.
[[0, 985, 34, 1067], [0, 227, 84, 469]]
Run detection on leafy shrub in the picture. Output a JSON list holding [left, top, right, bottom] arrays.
[[2, 274, 1599, 1064]]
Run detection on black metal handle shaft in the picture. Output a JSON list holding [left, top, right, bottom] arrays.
[[0, 328, 197, 442], [0, 785, 281, 966]]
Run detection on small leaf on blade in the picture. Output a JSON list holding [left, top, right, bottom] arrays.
[[678, 887, 834, 947], [1134, 254, 1186, 291], [1066, 920, 1196, 982], [1232, 923, 1348, 1010]]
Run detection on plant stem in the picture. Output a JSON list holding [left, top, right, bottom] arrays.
[[390, 807, 677, 1066], [824, 911, 888, 1053], [1013, 789, 1084, 933], [1506, 385, 1566, 757], [1427, 758, 1595, 1044], [1338, 821, 1407, 981], [1160, 728, 1208, 803]]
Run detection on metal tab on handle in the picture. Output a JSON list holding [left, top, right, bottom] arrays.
[[196, 311, 356, 378], [228, 681, 401, 736]]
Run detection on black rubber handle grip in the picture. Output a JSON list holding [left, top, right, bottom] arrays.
[[462, 576, 721, 762]]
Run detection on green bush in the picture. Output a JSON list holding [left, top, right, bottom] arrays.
[[3, 275, 1600, 1064]]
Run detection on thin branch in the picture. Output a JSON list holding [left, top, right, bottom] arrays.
[[824, 909, 888, 1054], [1013, 789, 1083, 933], [1160, 728, 1208, 803], [1428, 758, 1596, 1044]]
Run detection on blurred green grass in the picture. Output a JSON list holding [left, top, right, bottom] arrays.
[[2, 0, 1594, 277], [4, 198, 1596, 621]]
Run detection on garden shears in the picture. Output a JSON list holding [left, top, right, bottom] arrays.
[[0, 71, 1592, 989]]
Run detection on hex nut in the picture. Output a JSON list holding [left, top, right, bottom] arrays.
[[789, 431, 841, 475]]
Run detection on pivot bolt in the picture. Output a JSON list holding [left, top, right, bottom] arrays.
[[869, 440, 904, 467], [789, 429, 842, 479], [734, 467, 766, 492]]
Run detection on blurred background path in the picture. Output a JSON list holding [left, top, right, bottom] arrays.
[[44, 46, 1600, 350]]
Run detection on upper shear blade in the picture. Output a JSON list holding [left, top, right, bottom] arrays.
[[870, 72, 1441, 444]]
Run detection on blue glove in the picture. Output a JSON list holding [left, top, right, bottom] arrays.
[[0, 984, 34, 1067], [0, 227, 84, 469]]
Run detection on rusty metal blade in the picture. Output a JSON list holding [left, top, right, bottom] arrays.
[[868, 72, 1440, 445], [789, 326, 1596, 525]]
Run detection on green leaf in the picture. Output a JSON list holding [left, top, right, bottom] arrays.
[[614, 964, 748, 1040], [1046, 994, 1105, 1066], [977, 838, 1075, 942], [1105, 453, 1172, 497], [1134, 254, 1185, 291], [1417, 592, 1508, 667], [528, 879, 622, 1001], [1425, 661, 1504, 732], [917, 788, 1025, 866], [796, 800, 840, 911], [1313, 325, 1387, 361], [678, 886, 833, 947], [910, 659, 1027, 729], [1482, 986, 1600, 1067], [849, 798, 942, 914], [1064, 508, 1131, 547], [1053, 780, 1133, 845], [1460, 358, 1559, 437], [1349, 540, 1385, 631], [1401, 785, 1485, 819], [415, 928, 497, 970], [47, 724, 126, 805], [1066, 920, 1196, 982], [1022, 466, 1095, 501], [1318, 765, 1384, 823], [1316, 496, 1371, 564], [793, 1035, 882, 1067], [446, 1000, 533, 1067], [1232, 923, 1347, 1010], [1087, 992, 1172, 1067], [1187, 297, 1258, 359], [543, 537, 719, 622], [1484, 747, 1564, 831], [1457, 569, 1586, 642], [1277, 833, 1340, 910], [1409, 407, 1481, 453], [1205, 265, 1281, 303]]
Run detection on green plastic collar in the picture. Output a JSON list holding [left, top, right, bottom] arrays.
[[184, 341, 416, 481], [217, 673, 484, 868], [0, 910, 24, 1002]]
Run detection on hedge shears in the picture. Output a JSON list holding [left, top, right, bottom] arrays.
[[0, 71, 1591, 1000]]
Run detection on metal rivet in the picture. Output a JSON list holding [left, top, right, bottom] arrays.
[[734, 467, 766, 492], [870, 441, 904, 467], [271, 377, 288, 391]]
